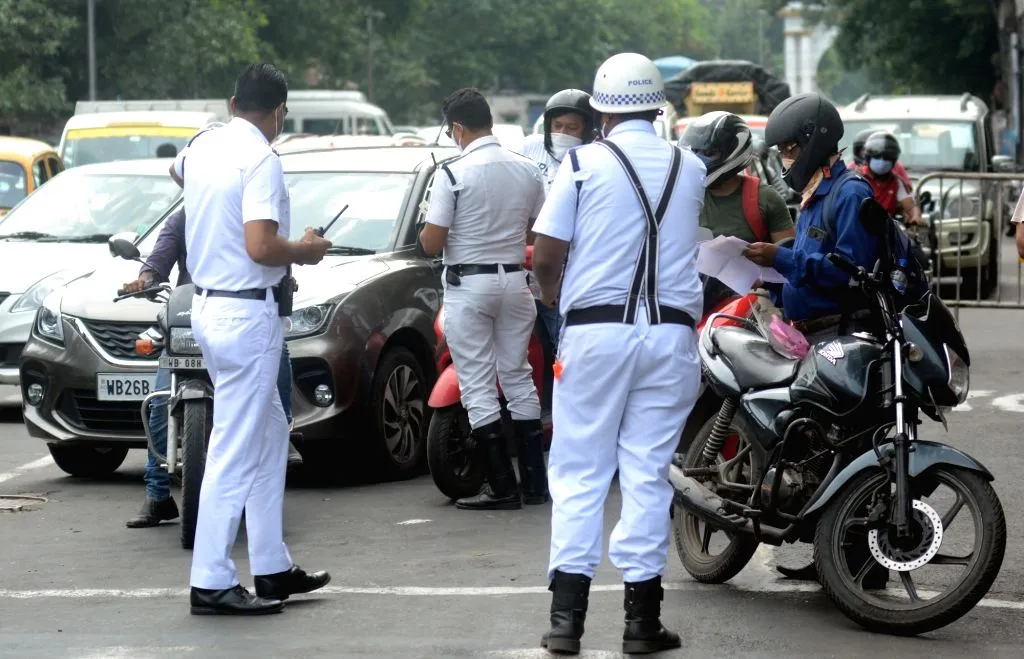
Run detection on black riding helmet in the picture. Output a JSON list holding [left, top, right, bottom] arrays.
[[863, 131, 901, 162], [678, 111, 753, 187], [851, 128, 876, 165], [543, 89, 596, 155], [764, 92, 844, 192]]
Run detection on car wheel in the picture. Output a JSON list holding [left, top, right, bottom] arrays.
[[369, 347, 427, 479], [47, 444, 129, 478]]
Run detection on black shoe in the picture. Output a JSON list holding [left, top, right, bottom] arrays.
[[190, 585, 283, 616], [540, 570, 591, 655], [254, 565, 331, 601], [126, 497, 179, 528], [454, 420, 521, 510], [513, 418, 549, 505], [287, 440, 304, 470], [622, 576, 681, 654]]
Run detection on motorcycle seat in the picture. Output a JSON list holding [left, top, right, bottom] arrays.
[[711, 326, 800, 390]]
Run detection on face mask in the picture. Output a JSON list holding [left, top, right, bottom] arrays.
[[869, 158, 893, 175], [550, 133, 583, 161]]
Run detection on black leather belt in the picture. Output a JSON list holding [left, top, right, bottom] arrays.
[[194, 285, 279, 301], [447, 263, 522, 276], [564, 304, 695, 328]]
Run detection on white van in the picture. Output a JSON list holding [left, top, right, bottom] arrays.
[[59, 100, 229, 168], [282, 90, 395, 136]]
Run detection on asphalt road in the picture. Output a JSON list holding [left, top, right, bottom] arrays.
[[3, 304, 1024, 658]]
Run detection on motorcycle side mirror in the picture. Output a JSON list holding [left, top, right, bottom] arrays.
[[992, 155, 1016, 173], [108, 232, 141, 261], [858, 198, 889, 236], [917, 190, 934, 213]]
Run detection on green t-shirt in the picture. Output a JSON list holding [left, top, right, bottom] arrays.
[[699, 182, 793, 243]]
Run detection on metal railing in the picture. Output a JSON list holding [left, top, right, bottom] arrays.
[[914, 171, 1024, 318]]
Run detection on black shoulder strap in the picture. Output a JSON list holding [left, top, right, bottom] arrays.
[[598, 140, 683, 323], [569, 147, 583, 204], [441, 162, 459, 214], [823, 169, 868, 241]]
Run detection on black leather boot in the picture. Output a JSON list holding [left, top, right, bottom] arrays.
[[622, 576, 681, 654], [126, 497, 179, 528], [540, 570, 590, 654], [513, 418, 549, 504], [254, 564, 331, 601], [455, 420, 522, 510]]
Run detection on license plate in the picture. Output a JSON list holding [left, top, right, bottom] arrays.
[[159, 355, 207, 371], [96, 373, 158, 402]]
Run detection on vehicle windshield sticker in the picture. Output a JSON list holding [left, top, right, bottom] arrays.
[[817, 340, 845, 365]]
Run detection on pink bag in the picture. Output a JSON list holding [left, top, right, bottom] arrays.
[[769, 316, 810, 359]]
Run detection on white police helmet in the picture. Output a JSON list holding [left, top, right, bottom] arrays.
[[589, 53, 667, 115]]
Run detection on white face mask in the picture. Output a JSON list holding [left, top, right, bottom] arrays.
[[550, 133, 583, 161]]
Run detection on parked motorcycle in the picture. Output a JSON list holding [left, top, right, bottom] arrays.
[[109, 236, 211, 550], [670, 198, 1005, 635]]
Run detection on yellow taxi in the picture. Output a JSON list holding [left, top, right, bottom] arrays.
[[0, 137, 63, 218]]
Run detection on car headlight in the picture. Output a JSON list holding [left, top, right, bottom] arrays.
[[10, 270, 80, 313], [942, 196, 982, 220], [34, 289, 65, 345], [287, 304, 333, 338], [944, 344, 969, 404], [169, 327, 202, 355]]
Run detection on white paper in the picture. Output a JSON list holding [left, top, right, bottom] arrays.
[[697, 235, 788, 294]]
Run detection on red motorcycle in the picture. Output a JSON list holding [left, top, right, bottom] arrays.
[[426, 247, 551, 500]]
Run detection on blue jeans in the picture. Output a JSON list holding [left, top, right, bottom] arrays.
[[144, 342, 293, 501], [534, 300, 562, 413]]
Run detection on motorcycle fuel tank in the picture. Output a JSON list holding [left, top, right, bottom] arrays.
[[166, 284, 197, 329], [789, 335, 885, 417]]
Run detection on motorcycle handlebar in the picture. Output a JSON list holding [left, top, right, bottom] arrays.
[[827, 253, 861, 277], [112, 284, 168, 303]]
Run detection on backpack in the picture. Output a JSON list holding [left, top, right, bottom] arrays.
[[737, 174, 768, 242]]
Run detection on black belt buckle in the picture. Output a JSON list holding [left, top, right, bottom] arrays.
[[445, 266, 461, 287], [277, 271, 295, 317]]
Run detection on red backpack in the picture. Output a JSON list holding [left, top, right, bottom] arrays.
[[737, 174, 768, 242]]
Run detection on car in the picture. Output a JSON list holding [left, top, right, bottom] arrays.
[[19, 145, 458, 479], [415, 123, 525, 152], [839, 94, 1000, 299], [0, 136, 64, 219], [0, 159, 183, 405]]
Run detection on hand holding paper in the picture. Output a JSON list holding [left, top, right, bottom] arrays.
[[697, 234, 788, 295]]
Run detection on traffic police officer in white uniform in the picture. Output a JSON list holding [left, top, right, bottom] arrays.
[[182, 63, 331, 616], [419, 88, 548, 511], [531, 53, 705, 655]]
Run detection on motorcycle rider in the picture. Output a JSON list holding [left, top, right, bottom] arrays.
[[521, 89, 596, 413], [850, 127, 912, 192], [859, 131, 924, 226]]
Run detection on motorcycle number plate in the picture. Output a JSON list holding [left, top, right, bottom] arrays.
[[159, 356, 207, 371]]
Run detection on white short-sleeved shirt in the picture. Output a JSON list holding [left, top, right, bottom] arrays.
[[181, 117, 290, 291], [424, 135, 546, 265], [520, 133, 560, 193], [533, 120, 706, 321], [1013, 186, 1024, 224]]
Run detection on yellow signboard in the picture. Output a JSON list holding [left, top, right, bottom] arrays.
[[689, 82, 756, 104], [66, 126, 199, 140]]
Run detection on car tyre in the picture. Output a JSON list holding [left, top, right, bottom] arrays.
[[368, 347, 427, 480], [47, 444, 128, 478]]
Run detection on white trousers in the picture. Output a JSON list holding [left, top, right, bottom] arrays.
[[189, 292, 292, 589], [547, 311, 700, 583], [443, 267, 541, 429]]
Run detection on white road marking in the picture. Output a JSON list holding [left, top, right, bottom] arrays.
[[488, 651, 621, 658], [0, 456, 53, 486], [396, 518, 432, 525], [1, 582, 1021, 610], [951, 389, 996, 412], [74, 648, 198, 658], [991, 393, 1024, 413]]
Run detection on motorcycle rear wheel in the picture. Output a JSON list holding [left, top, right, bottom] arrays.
[[180, 398, 212, 550], [672, 413, 762, 584], [814, 466, 1006, 636], [426, 405, 485, 500]]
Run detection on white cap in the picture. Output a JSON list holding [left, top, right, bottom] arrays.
[[589, 53, 667, 114]]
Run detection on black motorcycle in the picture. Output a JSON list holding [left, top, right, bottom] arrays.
[[670, 198, 1005, 635], [109, 237, 212, 550]]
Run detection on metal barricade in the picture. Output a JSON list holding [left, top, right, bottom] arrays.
[[914, 171, 1024, 319]]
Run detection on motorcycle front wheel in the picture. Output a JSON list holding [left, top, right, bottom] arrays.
[[426, 405, 485, 500], [814, 466, 1006, 636], [180, 398, 212, 550]]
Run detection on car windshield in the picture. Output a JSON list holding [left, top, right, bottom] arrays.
[[842, 120, 980, 172], [62, 132, 193, 168], [0, 171, 182, 241], [0, 160, 28, 209], [137, 171, 415, 253]]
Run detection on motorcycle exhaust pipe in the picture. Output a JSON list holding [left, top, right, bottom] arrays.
[[669, 465, 788, 545], [165, 372, 178, 475]]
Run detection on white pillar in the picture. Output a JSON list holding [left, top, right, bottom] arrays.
[[799, 32, 813, 94], [784, 32, 799, 93]]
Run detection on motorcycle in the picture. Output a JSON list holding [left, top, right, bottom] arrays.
[[109, 236, 212, 550], [670, 198, 1005, 635], [425, 247, 548, 500]]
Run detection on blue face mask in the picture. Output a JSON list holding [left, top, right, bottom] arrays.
[[869, 158, 894, 175]]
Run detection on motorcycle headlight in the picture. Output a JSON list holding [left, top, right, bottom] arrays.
[[169, 327, 202, 355], [942, 196, 982, 220], [287, 304, 333, 338], [34, 289, 65, 345], [944, 344, 969, 404], [10, 270, 80, 314]]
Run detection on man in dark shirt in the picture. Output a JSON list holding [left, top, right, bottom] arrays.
[[122, 207, 302, 528]]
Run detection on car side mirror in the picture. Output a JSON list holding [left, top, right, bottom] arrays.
[[993, 155, 1016, 173], [859, 197, 889, 236], [108, 232, 141, 260]]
